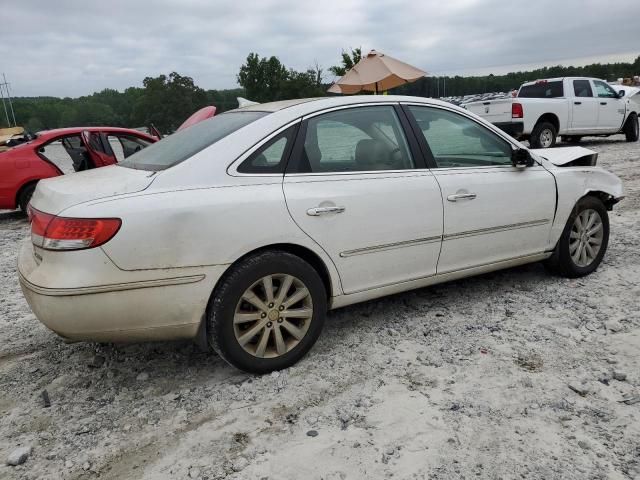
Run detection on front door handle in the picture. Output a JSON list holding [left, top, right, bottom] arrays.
[[447, 193, 477, 202], [600, 102, 607, 105], [306, 206, 346, 216], [574, 101, 582, 105]]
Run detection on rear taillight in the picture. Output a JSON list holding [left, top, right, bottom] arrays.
[[512, 102, 523, 119], [28, 207, 121, 251]]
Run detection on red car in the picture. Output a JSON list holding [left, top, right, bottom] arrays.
[[0, 127, 158, 212]]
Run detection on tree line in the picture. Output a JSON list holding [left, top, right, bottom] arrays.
[[4, 53, 639, 132]]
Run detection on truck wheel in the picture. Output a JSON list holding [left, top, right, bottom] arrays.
[[623, 113, 639, 142], [530, 121, 557, 148]]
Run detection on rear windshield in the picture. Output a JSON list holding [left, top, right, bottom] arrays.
[[518, 81, 564, 98], [119, 111, 268, 171]]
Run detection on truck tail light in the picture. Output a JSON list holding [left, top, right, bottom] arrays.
[[28, 206, 121, 251], [512, 103, 523, 119]]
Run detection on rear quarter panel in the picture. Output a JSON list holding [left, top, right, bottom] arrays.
[[518, 98, 570, 134], [0, 146, 60, 209], [61, 180, 343, 296]]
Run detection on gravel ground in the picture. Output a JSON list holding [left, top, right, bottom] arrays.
[[1, 136, 639, 480]]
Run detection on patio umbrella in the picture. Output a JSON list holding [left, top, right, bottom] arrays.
[[328, 50, 427, 95]]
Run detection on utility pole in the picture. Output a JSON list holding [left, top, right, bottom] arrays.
[[0, 73, 17, 127]]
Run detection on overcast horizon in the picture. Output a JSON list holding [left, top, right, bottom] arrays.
[[1, 0, 639, 98]]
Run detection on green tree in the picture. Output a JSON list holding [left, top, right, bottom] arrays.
[[237, 53, 289, 102], [131, 72, 208, 132], [328, 47, 362, 77]]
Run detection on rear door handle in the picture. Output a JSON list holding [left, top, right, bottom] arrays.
[[600, 102, 607, 105], [574, 101, 582, 105], [306, 206, 346, 216], [447, 193, 477, 202]]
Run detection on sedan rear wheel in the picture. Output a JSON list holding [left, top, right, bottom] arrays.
[[208, 250, 326, 373]]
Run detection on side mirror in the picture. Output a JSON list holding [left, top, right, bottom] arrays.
[[617, 90, 625, 98], [512, 148, 534, 168]]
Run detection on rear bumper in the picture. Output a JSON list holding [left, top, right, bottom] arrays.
[[17, 240, 227, 342], [494, 121, 524, 139]]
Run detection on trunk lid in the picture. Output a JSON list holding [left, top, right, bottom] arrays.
[[30, 165, 157, 215], [464, 99, 513, 123]]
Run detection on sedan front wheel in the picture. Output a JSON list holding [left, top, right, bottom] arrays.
[[207, 250, 327, 373], [545, 196, 609, 277]]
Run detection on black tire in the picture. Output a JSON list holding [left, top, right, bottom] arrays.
[[207, 250, 327, 373], [18, 183, 36, 213], [544, 196, 609, 278], [529, 121, 557, 149], [623, 113, 639, 142]]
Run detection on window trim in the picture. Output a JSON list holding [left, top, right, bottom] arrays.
[[227, 119, 301, 177], [285, 103, 426, 175], [401, 102, 529, 170]]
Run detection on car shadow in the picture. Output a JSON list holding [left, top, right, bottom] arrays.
[[0, 209, 27, 223]]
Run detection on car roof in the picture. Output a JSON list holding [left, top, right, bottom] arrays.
[[229, 95, 455, 117], [35, 126, 156, 142]]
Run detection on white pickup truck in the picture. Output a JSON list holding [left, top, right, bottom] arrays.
[[464, 77, 639, 148]]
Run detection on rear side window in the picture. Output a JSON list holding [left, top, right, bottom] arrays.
[[518, 81, 564, 98], [238, 125, 297, 174], [120, 111, 268, 171], [573, 80, 593, 98]]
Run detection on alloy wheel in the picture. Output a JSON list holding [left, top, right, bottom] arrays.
[[233, 274, 313, 358], [540, 128, 553, 148], [569, 208, 604, 267]]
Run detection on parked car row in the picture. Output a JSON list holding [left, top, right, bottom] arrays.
[[463, 77, 639, 148], [18, 95, 624, 373]]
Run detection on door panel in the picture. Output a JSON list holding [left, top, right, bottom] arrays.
[[592, 80, 625, 131], [434, 166, 556, 273], [284, 172, 443, 294], [81, 131, 117, 167], [570, 79, 598, 131]]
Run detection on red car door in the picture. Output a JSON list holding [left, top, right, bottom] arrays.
[[81, 131, 117, 167]]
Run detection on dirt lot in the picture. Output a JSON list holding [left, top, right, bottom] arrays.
[[1, 136, 639, 480]]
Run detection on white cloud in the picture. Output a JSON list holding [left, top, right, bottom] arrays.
[[1, 0, 638, 97]]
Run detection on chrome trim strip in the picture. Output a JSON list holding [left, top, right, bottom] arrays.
[[19, 274, 206, 297], [340, 235, 442, 257], [444, 219, 550, 241]]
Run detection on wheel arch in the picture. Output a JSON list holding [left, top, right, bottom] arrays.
[[583, 189, 621, 211], [535, 113, 560, 133], [196, 242, 338, 351], [15, 179, 40, 210]]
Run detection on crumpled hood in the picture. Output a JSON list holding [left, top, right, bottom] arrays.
[[530, 146, 598, 167], [30, 165, 157, 215]]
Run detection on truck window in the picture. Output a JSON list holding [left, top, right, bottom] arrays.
[[518, 81, 564, 98], [573, 80, 593, 98], [593, 80, 618, 98]]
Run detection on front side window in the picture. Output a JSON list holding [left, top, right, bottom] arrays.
[[573, 80, 593, 98], [296, 106, 414, 173], [593, 80, 617, 98], [120, 111, 268, 171], [407, 106, 513, 168]]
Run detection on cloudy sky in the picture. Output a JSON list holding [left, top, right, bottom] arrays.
[[2, 0, 639, 97]]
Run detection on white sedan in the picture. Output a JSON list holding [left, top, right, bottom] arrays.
[[18, 96, 624, 373]]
